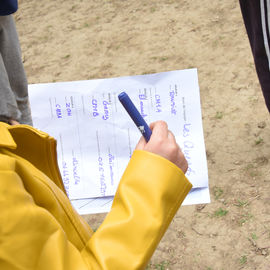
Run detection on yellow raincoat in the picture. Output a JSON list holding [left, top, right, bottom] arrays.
[[0, 122, 192, 270]]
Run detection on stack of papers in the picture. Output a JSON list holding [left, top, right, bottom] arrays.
[[29, 69, 210, 214]]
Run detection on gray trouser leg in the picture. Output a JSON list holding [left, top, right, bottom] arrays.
[[0, 15, 32, 125]]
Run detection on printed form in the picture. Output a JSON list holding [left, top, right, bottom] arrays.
[[29, 69, 210, 214]]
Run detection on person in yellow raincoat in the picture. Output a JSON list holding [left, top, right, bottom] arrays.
[[0, 120, 192, 270]]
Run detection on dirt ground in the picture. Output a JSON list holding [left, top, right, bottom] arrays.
[[16, 0, 270, 269]]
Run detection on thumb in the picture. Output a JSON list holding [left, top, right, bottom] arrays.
[[135, 136, 147, 150]]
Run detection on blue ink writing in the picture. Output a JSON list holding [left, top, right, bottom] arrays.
[[56, 104, 62, 118], [108, 153, 114, 185], [92, 99, 99, 117], [62, 161, 69, 196], [98, 157, 106, 196], [155, 94, 162, 113], [169, 91, 176, 115], [183, 140, 196, 176], [72, 157, 80, 185], [139, 94, 147, 118], [183, 123, 191, 137], [66, 102, 72, 116], [102, 100, 109, 120], [182, 123, 195, 176]]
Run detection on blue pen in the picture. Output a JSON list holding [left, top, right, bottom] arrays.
[[118, 92, 152, 142]]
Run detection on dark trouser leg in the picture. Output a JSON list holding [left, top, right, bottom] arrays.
[[239, 0, 270, 113]]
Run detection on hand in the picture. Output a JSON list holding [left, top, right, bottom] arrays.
[[135, 121, 188, 173], [8, 119, 20, 125]]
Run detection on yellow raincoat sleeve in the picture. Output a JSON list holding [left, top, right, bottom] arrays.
[[82, 150, 192, 269], [0, 147, 191, 270]]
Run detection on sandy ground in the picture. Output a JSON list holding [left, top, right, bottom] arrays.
[[16, 0, 270, 269]]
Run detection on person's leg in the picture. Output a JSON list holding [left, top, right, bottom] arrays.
[[0, 15, 32, 125], [0, 16, 22, 123], [239, 0, 270, 113], [0, 52, 21, 123]]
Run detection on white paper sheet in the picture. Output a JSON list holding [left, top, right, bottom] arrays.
[[29, 69, 210, 209]]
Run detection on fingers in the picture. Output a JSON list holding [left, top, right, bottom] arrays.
[[150, 121, 168, 139], [136, 121, 169, 149], [167, 130, 177, 143], [177, 148, 188, 173], [135, 120, 189, 173], [135, 136, 146, 150]]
